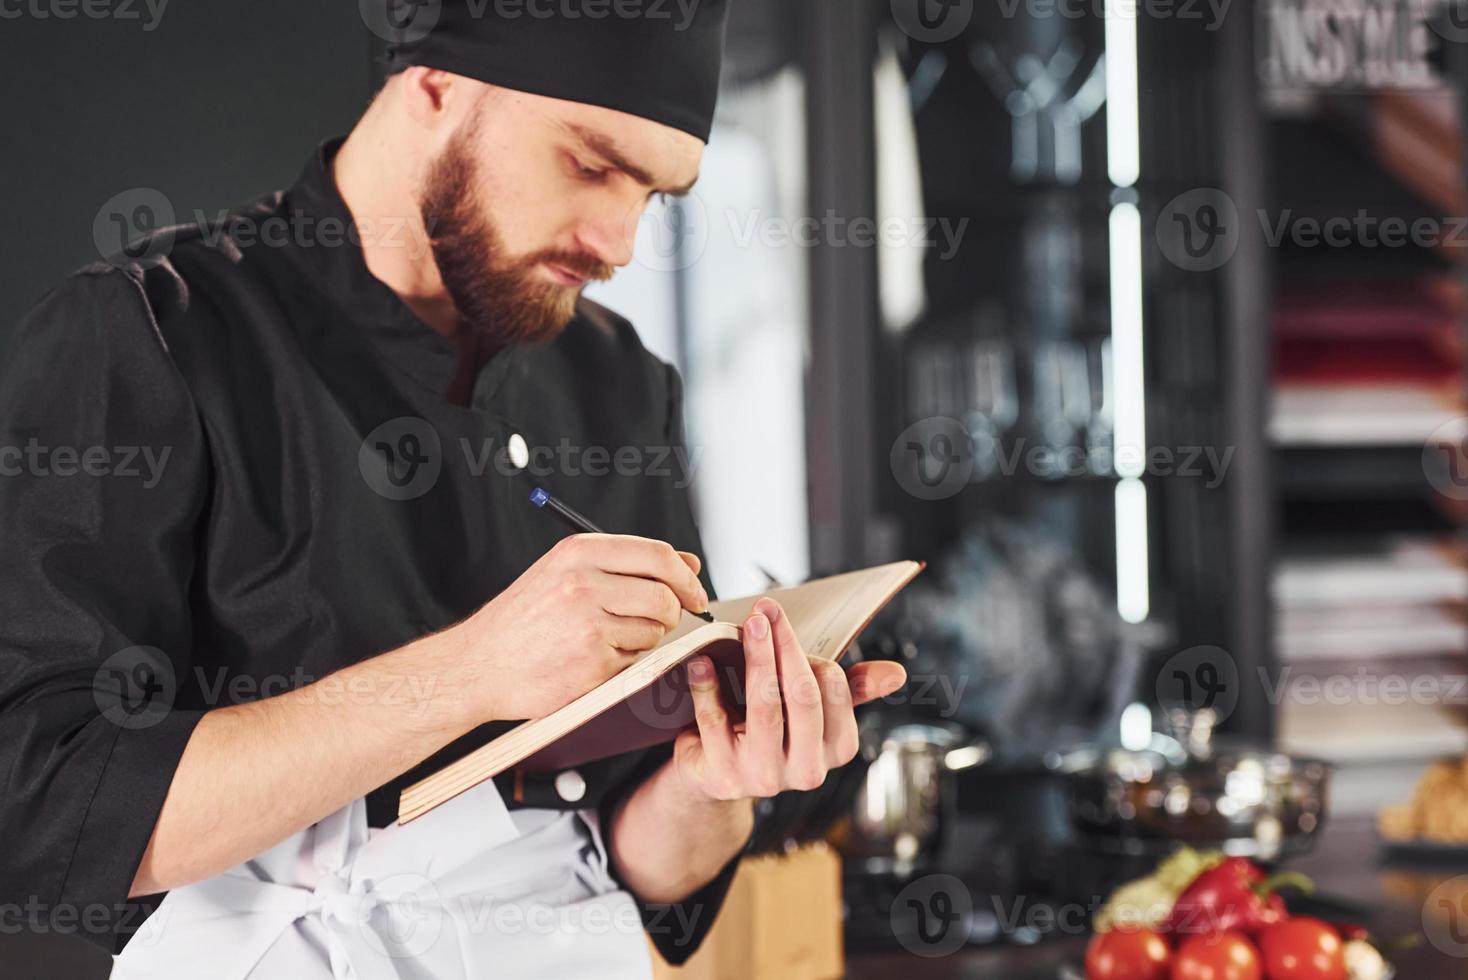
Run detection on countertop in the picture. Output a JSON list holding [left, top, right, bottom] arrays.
[[847, 816, 1468, 978]]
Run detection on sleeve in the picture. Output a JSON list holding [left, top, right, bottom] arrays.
[[597, 741, 746, 966], [0, 266, 211, 952], [596, 359, 749, 966]]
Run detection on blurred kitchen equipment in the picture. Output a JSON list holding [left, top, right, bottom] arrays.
[[1032, 338, 1092, 464], [900, 521, 1122, 756], [1083, 336, 1114, 474], [1054, 708, 1332, 861], [747, 756, 875, 857], [969, 32, 1107, 184], [837, 716, 991, 877], [964, 336, 1019, 481]]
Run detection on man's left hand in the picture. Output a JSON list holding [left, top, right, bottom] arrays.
[[670, 597, 907, 803]]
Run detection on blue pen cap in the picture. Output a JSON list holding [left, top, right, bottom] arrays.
[[529, 487, 550, 508]]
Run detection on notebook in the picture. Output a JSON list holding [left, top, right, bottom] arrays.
[[398, 560, 923, 823]]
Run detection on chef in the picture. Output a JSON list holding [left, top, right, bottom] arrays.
[[0, 2, 907, 977]]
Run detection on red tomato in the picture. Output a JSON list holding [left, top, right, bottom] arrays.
[[1258, 918, 1346, 980], [1086, 927, 1172, 980], [1169, 931, 1262, 980]]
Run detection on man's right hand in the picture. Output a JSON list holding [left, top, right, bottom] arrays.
[[133, 533, 707, 897], [457, 534, 709, 722]]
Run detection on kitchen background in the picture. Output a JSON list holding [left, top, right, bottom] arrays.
[[5, 0, 1468, 976]]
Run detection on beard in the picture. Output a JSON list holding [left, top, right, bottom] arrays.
[[417, 116, 613, 348]]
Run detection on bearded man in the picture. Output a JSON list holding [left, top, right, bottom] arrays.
[[0, 3, 906, 977]]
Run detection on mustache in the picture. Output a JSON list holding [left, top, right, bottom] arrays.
[[419, 213, 612, 285], [526, 249, 614, 284]]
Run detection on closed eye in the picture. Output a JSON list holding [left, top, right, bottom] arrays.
[[568, 154, 611, 184]]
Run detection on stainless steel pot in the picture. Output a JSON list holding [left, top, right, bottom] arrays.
[[1053, 710, 1331, 861], [838, 718, 991, 876]]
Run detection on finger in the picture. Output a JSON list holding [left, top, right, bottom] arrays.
[[677, 551, 702, 577], [846, 661, 908, 706], [685, 655, 736, 774], [739, 611, 784, 794], [810, 658, 860, 767], [599, 614, 670, 654], [594, 571, 682, 631], [583, 535, 708, 615], [756, 598, 824, 790]]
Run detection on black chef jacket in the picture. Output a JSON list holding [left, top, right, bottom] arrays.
[[0, 139, 740, 963]]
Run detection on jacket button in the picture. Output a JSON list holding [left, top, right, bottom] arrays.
[[508, 433, 530, 470], [554, 769, 587, 803]]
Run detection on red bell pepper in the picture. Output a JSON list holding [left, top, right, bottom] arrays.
[[1162, 857, 1313, 937]]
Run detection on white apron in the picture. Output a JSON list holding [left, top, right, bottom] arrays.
[[111, 779, 654, 979]]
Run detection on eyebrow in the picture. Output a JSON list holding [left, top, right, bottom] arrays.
[[564, 122, 698, 197]]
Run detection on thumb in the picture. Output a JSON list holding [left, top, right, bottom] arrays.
[[846, 661, 907, 705]]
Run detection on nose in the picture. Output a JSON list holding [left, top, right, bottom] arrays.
[[575, 198, 643, 271]]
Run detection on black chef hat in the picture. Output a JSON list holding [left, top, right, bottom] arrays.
[[379, 0, 731, 142]]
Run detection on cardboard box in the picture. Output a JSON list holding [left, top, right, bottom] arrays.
[[651, 843, 844, 980]]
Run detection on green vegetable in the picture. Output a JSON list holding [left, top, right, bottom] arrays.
[[1094, 847, 1225, 933], [1154, 847, 1225, 892]]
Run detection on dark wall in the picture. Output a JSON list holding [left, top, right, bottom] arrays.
[[0, 5, 373, 974], [1, 2, 374, 339]]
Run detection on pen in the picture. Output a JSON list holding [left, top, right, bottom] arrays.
[[530, 487, 715, 623]]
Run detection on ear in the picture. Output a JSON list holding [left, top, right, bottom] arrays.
[[395, 67, 461, 130]]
